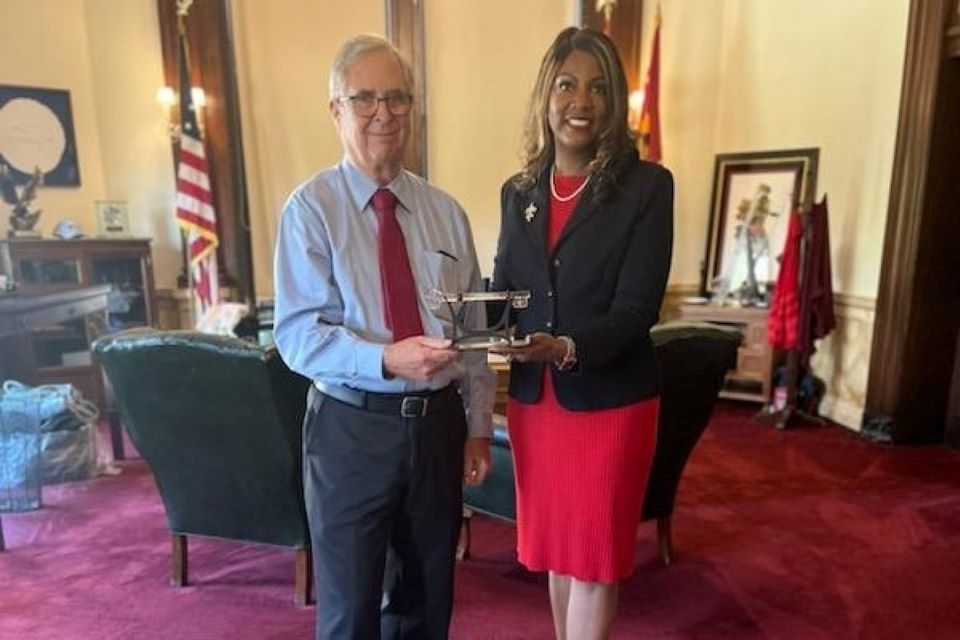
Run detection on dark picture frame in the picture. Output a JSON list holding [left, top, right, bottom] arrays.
[[0, 85, 80, 186], [701, 148, 819, 297]]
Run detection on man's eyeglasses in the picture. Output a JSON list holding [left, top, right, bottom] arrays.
[[339, 91, 413, 117]]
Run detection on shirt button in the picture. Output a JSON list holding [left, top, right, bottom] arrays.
[[546, 321, 553, 329], [553, 258, 561, 267], [547, 290, 554, 297]]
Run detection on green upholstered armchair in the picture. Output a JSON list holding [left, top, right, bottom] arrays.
[[94, 330, 313, 604], [461, 321, 741, 564]]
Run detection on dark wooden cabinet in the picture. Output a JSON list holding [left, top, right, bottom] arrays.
[[676, 304, 775, 403], [0, 238, 156, 409]]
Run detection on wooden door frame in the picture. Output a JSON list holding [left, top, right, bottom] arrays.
[[385, 0, 428, 178], [864, 0, 957, 442]]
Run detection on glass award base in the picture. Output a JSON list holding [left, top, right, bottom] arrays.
[[454, 334, 531, 351]]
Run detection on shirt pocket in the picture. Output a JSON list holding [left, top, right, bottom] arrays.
[[419, 249, 462, 327]]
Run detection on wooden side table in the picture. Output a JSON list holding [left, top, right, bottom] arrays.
[[676, 303, 776, 403]]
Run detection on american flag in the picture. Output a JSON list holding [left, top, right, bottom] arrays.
[[174, 30, 219, 318]]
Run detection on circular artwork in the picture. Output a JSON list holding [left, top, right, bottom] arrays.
[[0, 97, 66, 174], [0, 85, 80, 185]]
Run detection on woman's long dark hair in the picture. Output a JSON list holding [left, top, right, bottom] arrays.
[[515, 27, 635, 201]]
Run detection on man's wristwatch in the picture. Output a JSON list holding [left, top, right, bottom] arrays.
[[555, 335, 577, 372]]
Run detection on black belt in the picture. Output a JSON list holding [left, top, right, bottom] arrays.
[[315, 381, 455, 418]]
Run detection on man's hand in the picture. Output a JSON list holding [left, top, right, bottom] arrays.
[[463, 437, 491, 486], [383, 336, 458, 381]]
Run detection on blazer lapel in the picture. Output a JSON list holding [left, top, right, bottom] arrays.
[[519, 173, 550, 264]]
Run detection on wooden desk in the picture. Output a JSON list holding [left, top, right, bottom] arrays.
[[0, 285, 110, 335], [0, 285, 111, 403], [676, 303, 776, 403]]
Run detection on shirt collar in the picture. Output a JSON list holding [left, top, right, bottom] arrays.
[[339, 156, 413, 215]]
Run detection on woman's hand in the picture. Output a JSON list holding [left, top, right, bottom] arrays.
[[492, 332, 567, 363]]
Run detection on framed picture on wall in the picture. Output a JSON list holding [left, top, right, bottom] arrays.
[[701, 148, 819, 299], [0, 85, 81, 186], [95, 201, 130, 237]]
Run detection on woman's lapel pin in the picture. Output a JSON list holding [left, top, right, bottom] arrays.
[[524, 202, 537, 223]]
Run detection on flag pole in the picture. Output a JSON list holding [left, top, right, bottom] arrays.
[[176, 0, 196, 324], [175, 1, 190, 296], [173, 0, 220, 325]]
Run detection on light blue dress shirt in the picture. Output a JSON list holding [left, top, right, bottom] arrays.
[[273, 157, 494, 437]]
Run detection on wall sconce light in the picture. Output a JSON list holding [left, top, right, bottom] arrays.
[[156, 86, 176, 108], [628, 89, 645, 132], [156, 85, 207, 140], [190, 87, 206, 108]]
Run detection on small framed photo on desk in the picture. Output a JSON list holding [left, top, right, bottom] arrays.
[[95, 201, 130, 237]]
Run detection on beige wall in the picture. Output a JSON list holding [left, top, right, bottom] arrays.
[[649, 0, 909, 296], [647, 0, 726, 288], [425, 0, 573, 275], [84, 0, 179, 288], [644, 0, 909, 427], [0, 0, 179, 288], [231, 0, 385, 299], [233, 0, 907, 300], [0, 0, 107, 238]]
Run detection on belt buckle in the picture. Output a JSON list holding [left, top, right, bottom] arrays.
[[400, 396, 428, 418]]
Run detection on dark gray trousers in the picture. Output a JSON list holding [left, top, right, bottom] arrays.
[[303, 386, 466, 640]]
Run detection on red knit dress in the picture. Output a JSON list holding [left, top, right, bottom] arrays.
[[506, 172, 660, 584]]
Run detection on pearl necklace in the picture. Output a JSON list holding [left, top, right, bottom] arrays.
[[550, 167, 591, 202]]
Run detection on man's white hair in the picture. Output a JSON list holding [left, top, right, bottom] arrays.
[[328, 34, 414, 99]]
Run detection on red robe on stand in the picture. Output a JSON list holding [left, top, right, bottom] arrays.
[[797, 197, 836, 368], [768, 209, 803, 349]]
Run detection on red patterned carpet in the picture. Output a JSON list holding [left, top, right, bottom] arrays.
[[2, 402, 960, 639]]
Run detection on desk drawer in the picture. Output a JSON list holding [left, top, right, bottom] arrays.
[[737, 347, 771, 380]]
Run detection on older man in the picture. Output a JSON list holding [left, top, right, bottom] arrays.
[[273, 35, 494, 639]]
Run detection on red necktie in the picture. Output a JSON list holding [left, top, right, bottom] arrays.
[[372, 188, 423, 340]]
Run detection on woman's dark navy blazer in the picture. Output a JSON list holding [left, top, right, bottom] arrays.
[[492, 151, 674, 411]]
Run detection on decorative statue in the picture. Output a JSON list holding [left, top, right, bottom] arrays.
[[1, 163, 43, 237]]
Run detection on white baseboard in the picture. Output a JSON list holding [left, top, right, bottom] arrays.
[[819, 393, 864, 431]]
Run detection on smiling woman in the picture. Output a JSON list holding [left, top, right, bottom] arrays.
[[547, 49, 609, 175], [491, 27, 674, 639]]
